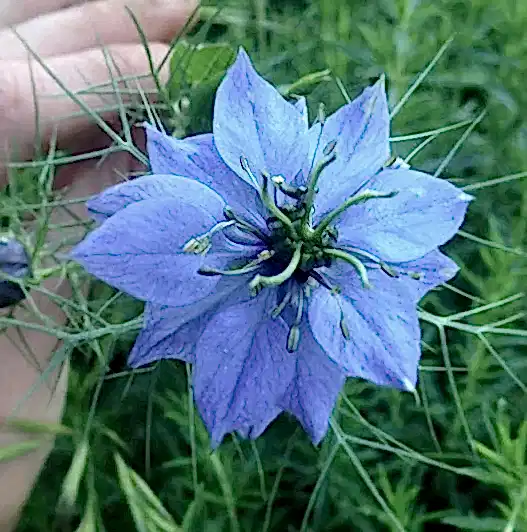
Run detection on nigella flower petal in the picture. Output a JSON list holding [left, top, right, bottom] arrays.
[[129, 310, 203, 367], [337, 168, 473, 262], [393, 249, 460, 297], [128, 276, 250, 368], [307, 78, 390, 217], [193, 291, 294, 447], [213, 48, 309, 187], [294, 96, 309, 129], [72, 189, 239, 308], [308, 263, 423, 390], [145, 125, 267, 230], [278, 322, 345, 444], [87, 173, 223, 222]]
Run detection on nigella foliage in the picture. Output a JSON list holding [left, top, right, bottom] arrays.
[[72, 48, 472, 446]]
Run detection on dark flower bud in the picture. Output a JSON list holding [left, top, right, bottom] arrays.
[[0, 236, 30, 308]]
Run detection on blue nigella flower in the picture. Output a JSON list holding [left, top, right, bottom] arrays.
[[72, 48, 472, 446]]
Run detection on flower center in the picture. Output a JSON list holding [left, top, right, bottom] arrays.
[[184, 144, 405, 351]]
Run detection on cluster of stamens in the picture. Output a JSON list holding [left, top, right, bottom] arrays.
[[184, 135, 422, 351]]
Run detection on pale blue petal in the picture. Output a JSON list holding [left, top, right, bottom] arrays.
[[393, 249, 460, 297], [213, 48, 309, 188], [279, 322, 345, 444], [128, 276, 250, 367], [145, 125, 267, 230], [294, 96, 309, 129], [308, 262, 423, 390], [193, 291, 294, 446], [337, 168, 473, 262], [72, 188, 245, 308], [129, 311, 203, 367], [306, 79, 389, 217], [88, 173, 222, 222]]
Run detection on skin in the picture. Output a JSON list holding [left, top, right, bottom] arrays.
[[0, 0, 197, 528]]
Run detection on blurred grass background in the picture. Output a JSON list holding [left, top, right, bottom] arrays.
[[4, 0, 527, 530]]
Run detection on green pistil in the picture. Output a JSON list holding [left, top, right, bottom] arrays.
[[313, 189, 398, 239], [302, 148, 337, 229], [260, 173, 299, 240], [240, 157, 299, 240], [249, 243, 303, 296], [324, 248, 372, 289]]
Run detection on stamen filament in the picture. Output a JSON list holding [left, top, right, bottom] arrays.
[[183, 220, 236, 254], [272, 289, 292, 318], [341, 246, 399, 278], [313, 189, 398, 239], [324, 248, 372, 289], [287, 286, 305, 352], [240, 156, 260, 188], [287, 326, 300, 353], [260, 173, 299, 239], [308, 270, 333, 290], [249, 243, 303, 295], [240, 159, 298, 239], [198, 250, 274, 277], [271, 175, 307, 200], [223, 206, 270, 243], [340, 313, 350, 340]]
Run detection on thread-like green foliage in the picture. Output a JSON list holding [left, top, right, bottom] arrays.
[[3, 1, 526, 530]]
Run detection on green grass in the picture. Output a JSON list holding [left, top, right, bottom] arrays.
[[2, 0, 527, 530]]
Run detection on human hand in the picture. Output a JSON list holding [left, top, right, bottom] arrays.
[[0, 0, 197, 528]]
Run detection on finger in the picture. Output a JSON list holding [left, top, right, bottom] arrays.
[[0, 276, 69, 530], [0, 0, 83, 28], [0, 42, 169, 186], [0, 0, 198, 59]]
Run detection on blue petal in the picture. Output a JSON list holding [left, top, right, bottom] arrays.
[[337, 168, 473, 262], [193, 291, 294, 446], [145, 125, 267, 230], [72, 185, 245, 307], [213, 48, 309, 188], [294, 96, 309, 128], [306, 79, 389, 217], [393, 249, 459, 297], [308, 262, 425, 390], [129, 309, 202, 367], [128, 276, 249, 367], [278, 322, 345, 444], [88, 173, 221, 222]]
